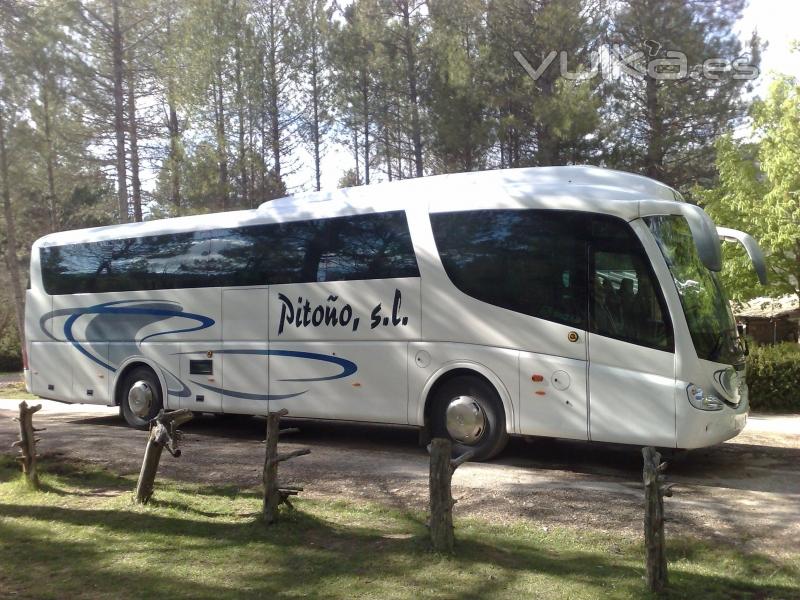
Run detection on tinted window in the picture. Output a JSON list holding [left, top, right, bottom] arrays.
[[40, 211, 418, 294], [431, 209, 673, 349], [430, 210, 589, 329], [39, 231, 222, 294], [646, 215, 732, 360], [590, 219, 673, 351]]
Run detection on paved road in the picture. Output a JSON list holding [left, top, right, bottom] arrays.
[[1, 399, 798, 555]]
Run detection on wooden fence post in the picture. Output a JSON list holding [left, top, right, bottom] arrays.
[[262, 409, 310, 524], [429, 437, 474, 552], [12, 401, 44, 489], [134, 408, 193, 504], [642, 446, 674, 593]]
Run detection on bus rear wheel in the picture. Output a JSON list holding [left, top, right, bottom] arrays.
[[430, 375, 508, 461], [120, 366, 163, 429]]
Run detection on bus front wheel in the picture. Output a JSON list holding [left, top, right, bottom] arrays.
[[430, 375, 508, 461], [120, 366, 163, 429]]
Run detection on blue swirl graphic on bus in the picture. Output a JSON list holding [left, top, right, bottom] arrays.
[[60, 300, 215, 372], [212, 348, 357, 382], [183, 348, 358, 401], [45, 300, 359, 402]]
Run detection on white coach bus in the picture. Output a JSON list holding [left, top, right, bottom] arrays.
[[24, 166, 767, 459]]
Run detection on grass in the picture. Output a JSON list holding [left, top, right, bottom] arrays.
[[0, 371, 36, 400], [0, 455, 798, 600], [0, 380, 36, 400]]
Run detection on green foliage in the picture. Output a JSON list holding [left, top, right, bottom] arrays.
[[699, 74, 800, 300], [484, 0, 606, 167], [746, 342, 800, 413], [0, 325, 21, 372], [426, 0, 492, 173]]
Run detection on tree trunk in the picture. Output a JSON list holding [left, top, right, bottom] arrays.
[[248, 94, 256, 206], [262, 409, 282, 523], [361, 67, 370, 185], [645, 77, 664, 181], [13, 401, 42, 489], [41, 84, 58, 231], [311, 47, 321, 192], [642, 446, 671, 592], [401, 1, 423, 177], [429, 438, 454, 552], [235, 34, 248, 206], [266, 1, 281, 180], [165, 14, 181, 216], [214, 69, 229, 211], [262, 409, 309, 524], [134, 409, 192, 504], [168, 99, 181, 215], [0, 104, 25, 346], [353, 127, 360, 185], [111, 0, 129, 223], [134, 425, 165, 504], [429, 438, 474, 553], [126, 61, 142, 222], [259, 49, 268, 199]]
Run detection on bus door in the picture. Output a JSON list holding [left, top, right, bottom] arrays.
[[220, 287, 269, 415], [587, 219, 676, 447]]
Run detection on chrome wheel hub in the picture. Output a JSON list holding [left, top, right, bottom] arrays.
[[445, 396, 486, 444], [128, 381, 154, 418]]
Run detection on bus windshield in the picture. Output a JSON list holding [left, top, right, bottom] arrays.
[[646, 215, 744, 366]]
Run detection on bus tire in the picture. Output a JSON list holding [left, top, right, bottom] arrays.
[[120, 366, 163, 429], [430, 375, 508, 461]]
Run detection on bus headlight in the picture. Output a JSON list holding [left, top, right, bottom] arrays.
[[687, 384, 724, 411]]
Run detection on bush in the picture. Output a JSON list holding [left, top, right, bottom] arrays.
[[0, 325, 22, 372], [746, 342, 800, 413]]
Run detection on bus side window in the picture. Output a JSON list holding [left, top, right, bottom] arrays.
[[590, 221, 673, 351], [430, 209, 589, 330], [316, 212, 419, 282]]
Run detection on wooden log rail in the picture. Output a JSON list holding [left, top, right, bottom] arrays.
[[12, 401, 44, 489], [429, 437, 474, 552], [642, 446, 675, 593], [134, 408, 193, 504], [262, 408, 310, 524]]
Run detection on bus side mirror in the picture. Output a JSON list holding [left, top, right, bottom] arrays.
[[716, 227, 768, 286]]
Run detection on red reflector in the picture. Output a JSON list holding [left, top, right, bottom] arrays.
[[531, 374, 544, 382], [535, 390, 546, 396]]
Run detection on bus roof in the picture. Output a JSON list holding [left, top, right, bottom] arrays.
[[35, 166, 685, 248], [263, 165, 683, 211]]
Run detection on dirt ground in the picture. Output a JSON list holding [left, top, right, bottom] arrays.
[[1, 398, 798, 557]]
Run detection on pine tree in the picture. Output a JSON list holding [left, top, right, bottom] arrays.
[[288, 0, 333, 191], [486, 0, 605, 168], [606, 0, 759, 193], [426, 0, 492, 173], [330, 0, 382, 185]]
